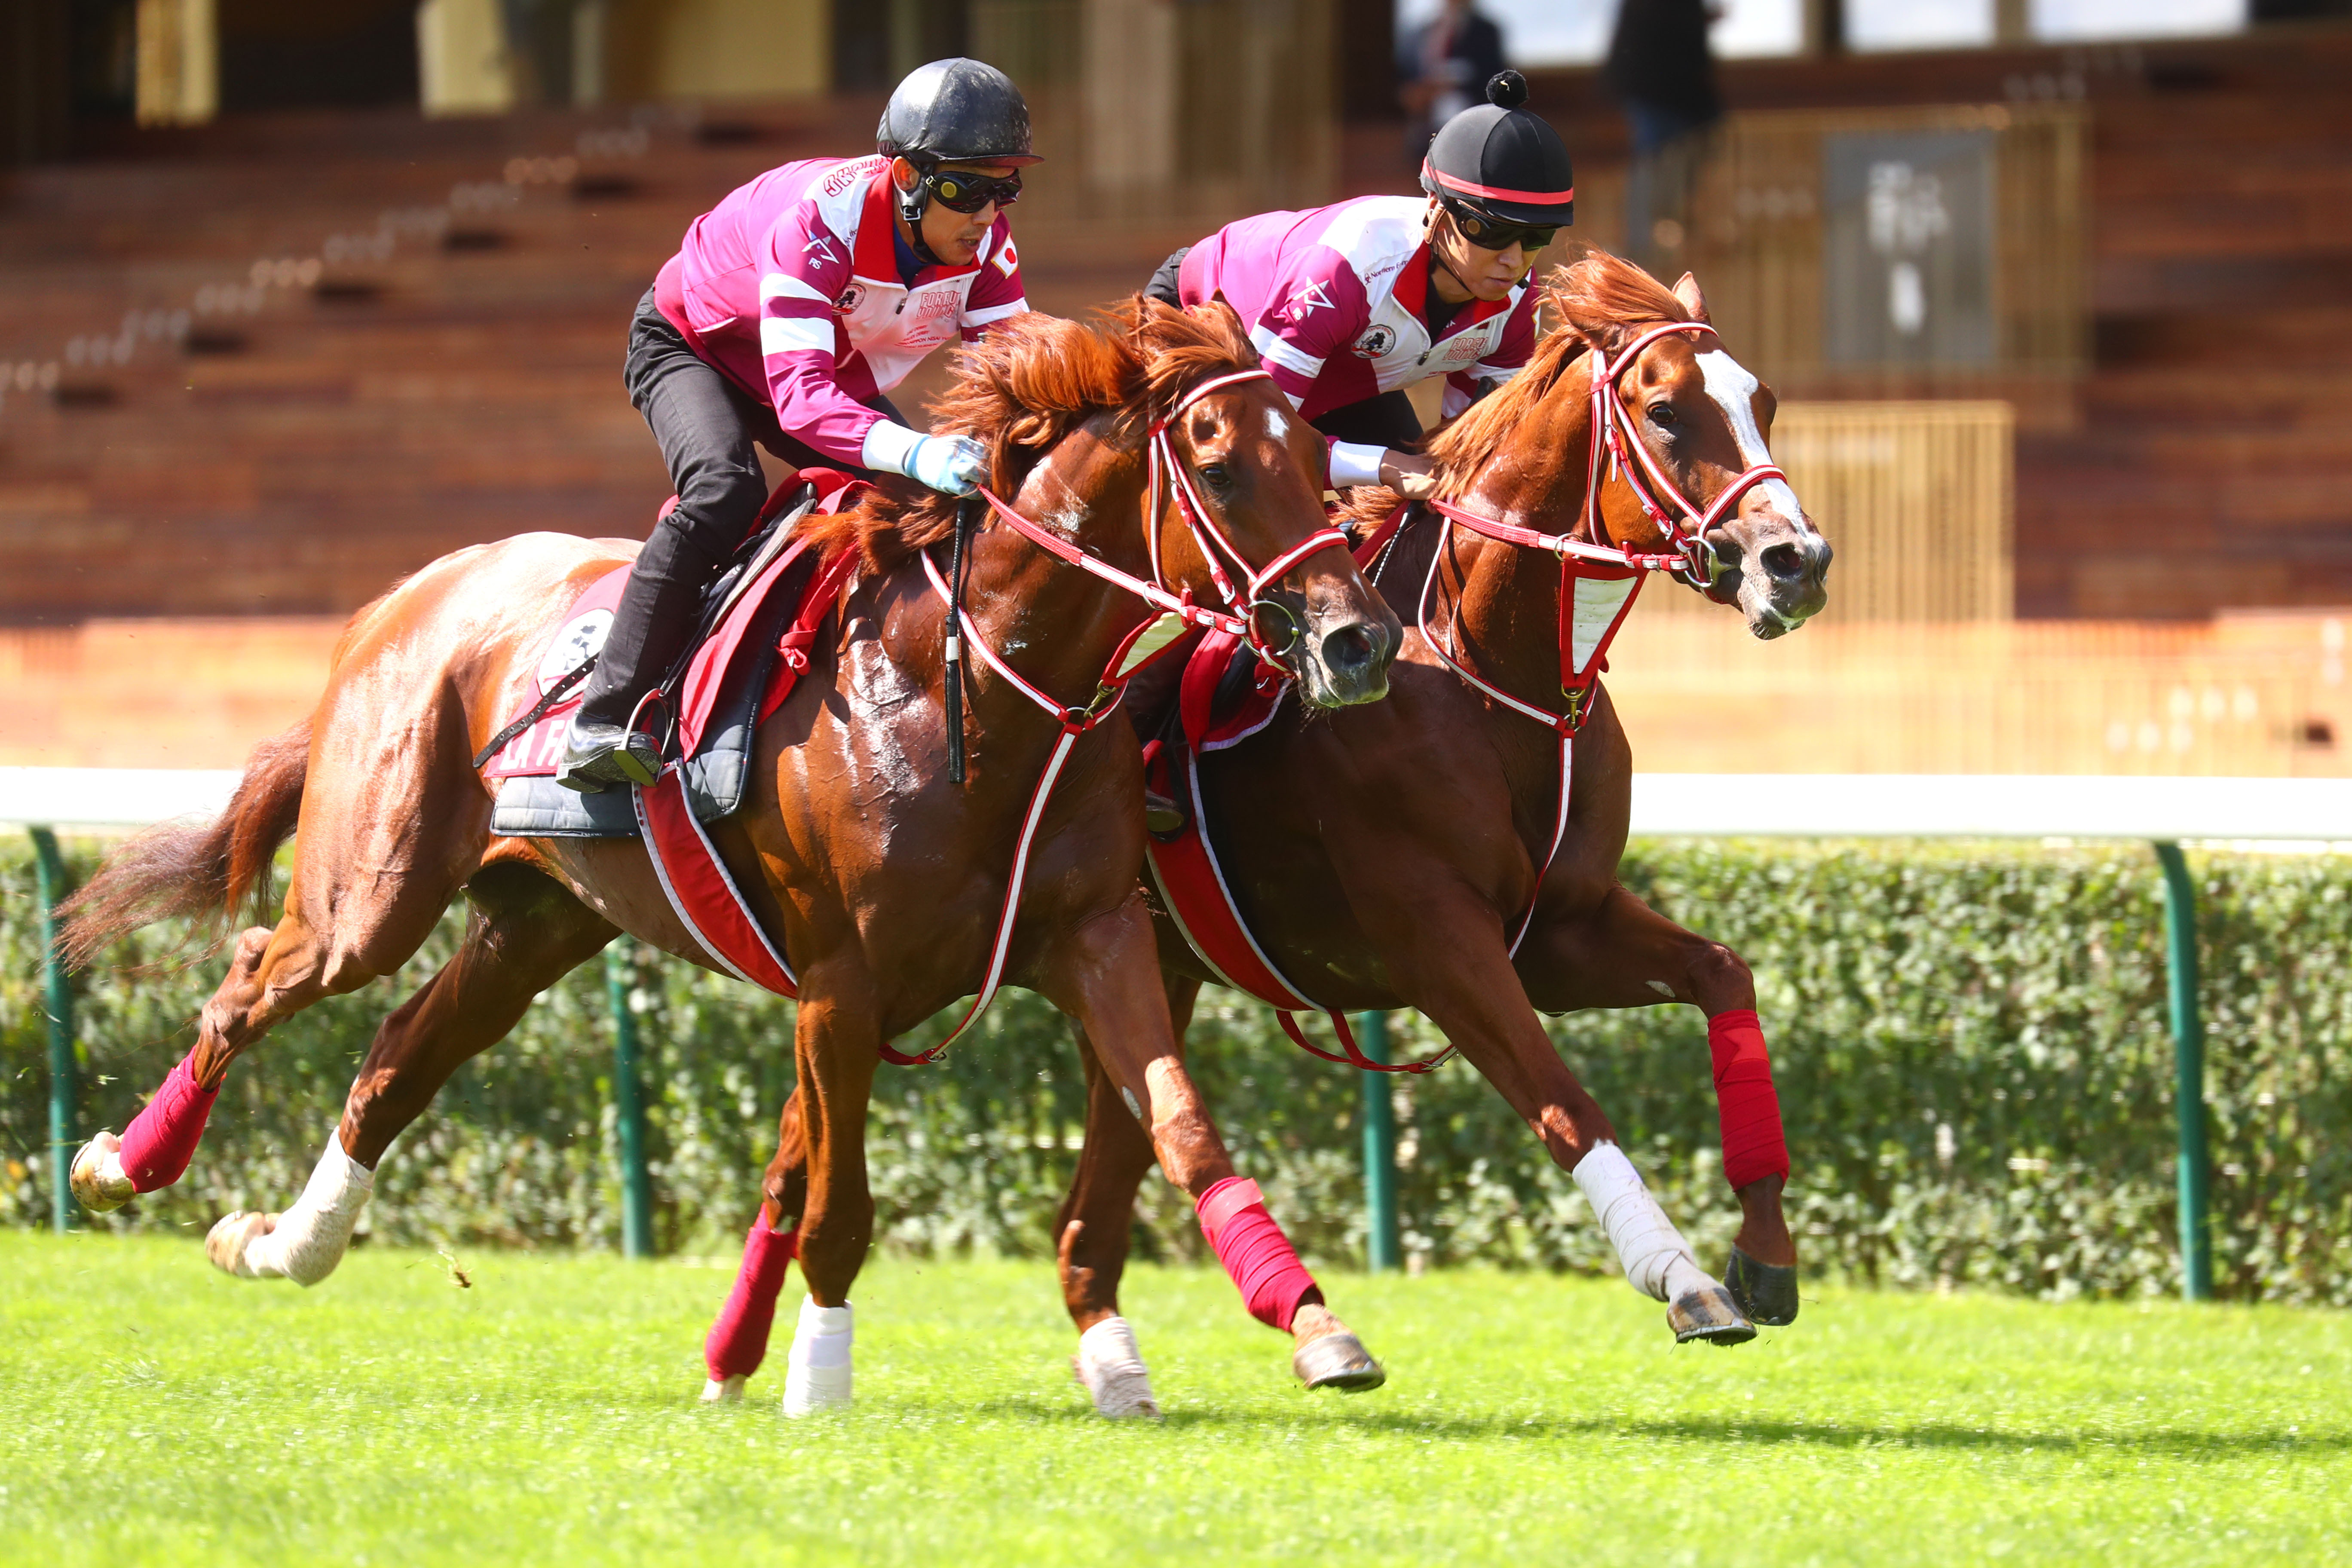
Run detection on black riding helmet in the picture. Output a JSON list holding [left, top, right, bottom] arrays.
[[1421, 70, 1575, 233], [879, 58, 1040, 237]]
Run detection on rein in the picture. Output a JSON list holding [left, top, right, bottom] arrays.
[[880, 367, 1351, 1066]]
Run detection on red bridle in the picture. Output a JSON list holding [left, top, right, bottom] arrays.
[[1412, 319, 1792, 961]]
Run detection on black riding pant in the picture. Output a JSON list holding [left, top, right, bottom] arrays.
[[579, 288, 901, 726], [1144, 245, 1426, 457]]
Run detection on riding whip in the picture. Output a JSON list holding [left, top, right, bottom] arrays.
[[946, 493, 980, 784]]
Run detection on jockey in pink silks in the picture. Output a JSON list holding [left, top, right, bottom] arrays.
[[1142, 69, 1574, 503], [559, 58, 1038, 791]]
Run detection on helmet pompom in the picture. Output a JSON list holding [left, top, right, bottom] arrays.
[[1485, 70, 1528, 110]]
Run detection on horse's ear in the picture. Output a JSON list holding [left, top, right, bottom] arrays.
[[1672, 272, 1711, 324], [1570, 317, 1637, 358]]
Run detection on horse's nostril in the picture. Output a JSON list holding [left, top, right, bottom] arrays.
[[1761, 542, 1805, 582], [1322, 622, 1378, 676]]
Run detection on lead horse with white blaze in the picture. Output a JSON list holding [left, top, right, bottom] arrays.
[[698, 251, 1831, 1415], [59, 301, 1407, 1405]]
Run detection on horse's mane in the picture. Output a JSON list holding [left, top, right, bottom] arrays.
[[1342, 248, 1694, 522], [800, 297, 1258, 572]]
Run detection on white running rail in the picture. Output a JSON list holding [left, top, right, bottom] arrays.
[[4, 766, 2349, 841]]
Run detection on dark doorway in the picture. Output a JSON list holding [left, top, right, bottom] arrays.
[[216, 0, 421, 113]]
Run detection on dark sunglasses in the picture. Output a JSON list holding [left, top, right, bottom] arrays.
[[926, 168, 1023, 214], [1445, 202, 1559, 255]]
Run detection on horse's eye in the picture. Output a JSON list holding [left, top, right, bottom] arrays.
[[1198, 462, 1231, 487], [1648, 403, 1678, 428]]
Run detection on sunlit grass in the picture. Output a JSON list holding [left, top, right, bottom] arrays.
[[3, 1232, 2345, 1565]]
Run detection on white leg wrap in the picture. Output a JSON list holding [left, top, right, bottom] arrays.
[[1573, 1142, 1713, 1304], [781, 1296, 853, 1417], [236, 1133, 375, 1286], [1073, 1315, 1161, 1420]]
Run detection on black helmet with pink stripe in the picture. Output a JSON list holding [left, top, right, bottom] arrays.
[[1421, 71, 1576, 232]]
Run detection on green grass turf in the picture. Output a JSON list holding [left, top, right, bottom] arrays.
[[2, 1232, 2345, 1566]]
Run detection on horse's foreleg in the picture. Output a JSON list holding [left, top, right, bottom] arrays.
[[1361, 881, 1755, 1345], [699, 1090, 807, 1403], [205, 862, 615, 1285], [1054, 977, 1197, 1418], [1041, 899, 1384, 1393], [778, 986, 880, 1415], [1519, 886, 1797, 1322]]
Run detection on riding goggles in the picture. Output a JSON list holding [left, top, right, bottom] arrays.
[[925, 168, 1023, 213], [1442, 199, 1559, 256]]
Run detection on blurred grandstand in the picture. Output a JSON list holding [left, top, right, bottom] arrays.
[[3, 0, 2349, 775]]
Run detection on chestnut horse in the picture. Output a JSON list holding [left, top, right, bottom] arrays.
[[61, 300, 1403, 1405], [707, 253, 1832, 1415]]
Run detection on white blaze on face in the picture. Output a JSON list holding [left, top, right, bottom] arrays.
[[1264, 404, 1290, 444], [1694, 349, 1815, 541]]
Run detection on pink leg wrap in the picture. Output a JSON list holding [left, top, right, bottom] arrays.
[[1709, 1009, 1789, 1191], [1197, 1176, 1318, 1333], [115, 1055, 221, 1192], [704, 1218, 799, 1381]]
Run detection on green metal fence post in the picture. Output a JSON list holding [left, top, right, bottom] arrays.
[[605, 942, 656, 1259], [1359, 1011, 1401, 1272], [31, 827, 76, 1235], [2153, 841, 2213, 1302]]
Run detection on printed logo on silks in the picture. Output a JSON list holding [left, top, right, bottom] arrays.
[[538, 608, 613, 693], [993, 236, 1020, 278], [1277, 280, 1335, 327], [835, 282, 867, 315], [1350, 325, 1397, 360], [1439, 331, 1488, 366]]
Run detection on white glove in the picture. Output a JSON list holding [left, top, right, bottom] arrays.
[[910, 433, 989, 496], [861, 420, 988, 496]]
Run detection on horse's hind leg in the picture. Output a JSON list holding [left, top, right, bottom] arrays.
[[77, 692, 494, 1210], [1053, 977, 1198, 1418], [208, 858, 615, 1284], [698, 1093, 808, 1403]]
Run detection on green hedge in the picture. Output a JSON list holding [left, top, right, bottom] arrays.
[[5, 839, 2348, 1302]]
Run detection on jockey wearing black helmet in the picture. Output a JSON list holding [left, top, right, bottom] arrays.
[[561, 59, 1040, 791], [1143, 72, 1573, 500]]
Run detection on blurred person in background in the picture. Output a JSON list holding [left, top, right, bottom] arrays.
[[560, 58, 1038, 792], [1397, 0, 1509, 169], [1606, 0, 1723, 277]]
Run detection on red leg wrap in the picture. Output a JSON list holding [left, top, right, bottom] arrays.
[[1708, 1009, 1789, 1191], [1197, 1176, 1317, 1333], [704, 1218, 799, 1381], [116, 1055, 221, 1192]]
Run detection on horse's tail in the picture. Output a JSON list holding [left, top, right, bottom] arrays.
[[58, 720, 312, 968]]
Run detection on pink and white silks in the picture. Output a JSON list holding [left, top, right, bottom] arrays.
[[1175, 194, 1539, 481], [653, 152, 1029, 469]]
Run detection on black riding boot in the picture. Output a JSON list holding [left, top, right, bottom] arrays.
[[557, 523, 727, 792]]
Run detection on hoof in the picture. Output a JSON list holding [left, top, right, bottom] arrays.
[[698, 1375, 746, 1405], [1725, 1245, 1800, 1326], [1667, 1282, 1757, 1347], [70, 1131, 135, 1213], [205, 1211, 274, 1278], [1292, 1331, 1386, 1393]]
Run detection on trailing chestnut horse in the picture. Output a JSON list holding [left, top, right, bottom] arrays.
[[708, 252, 1832, 1415], [60, 299, 1403, 1405]]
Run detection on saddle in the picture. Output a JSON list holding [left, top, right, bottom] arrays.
[[479, 469, 870, 838]]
